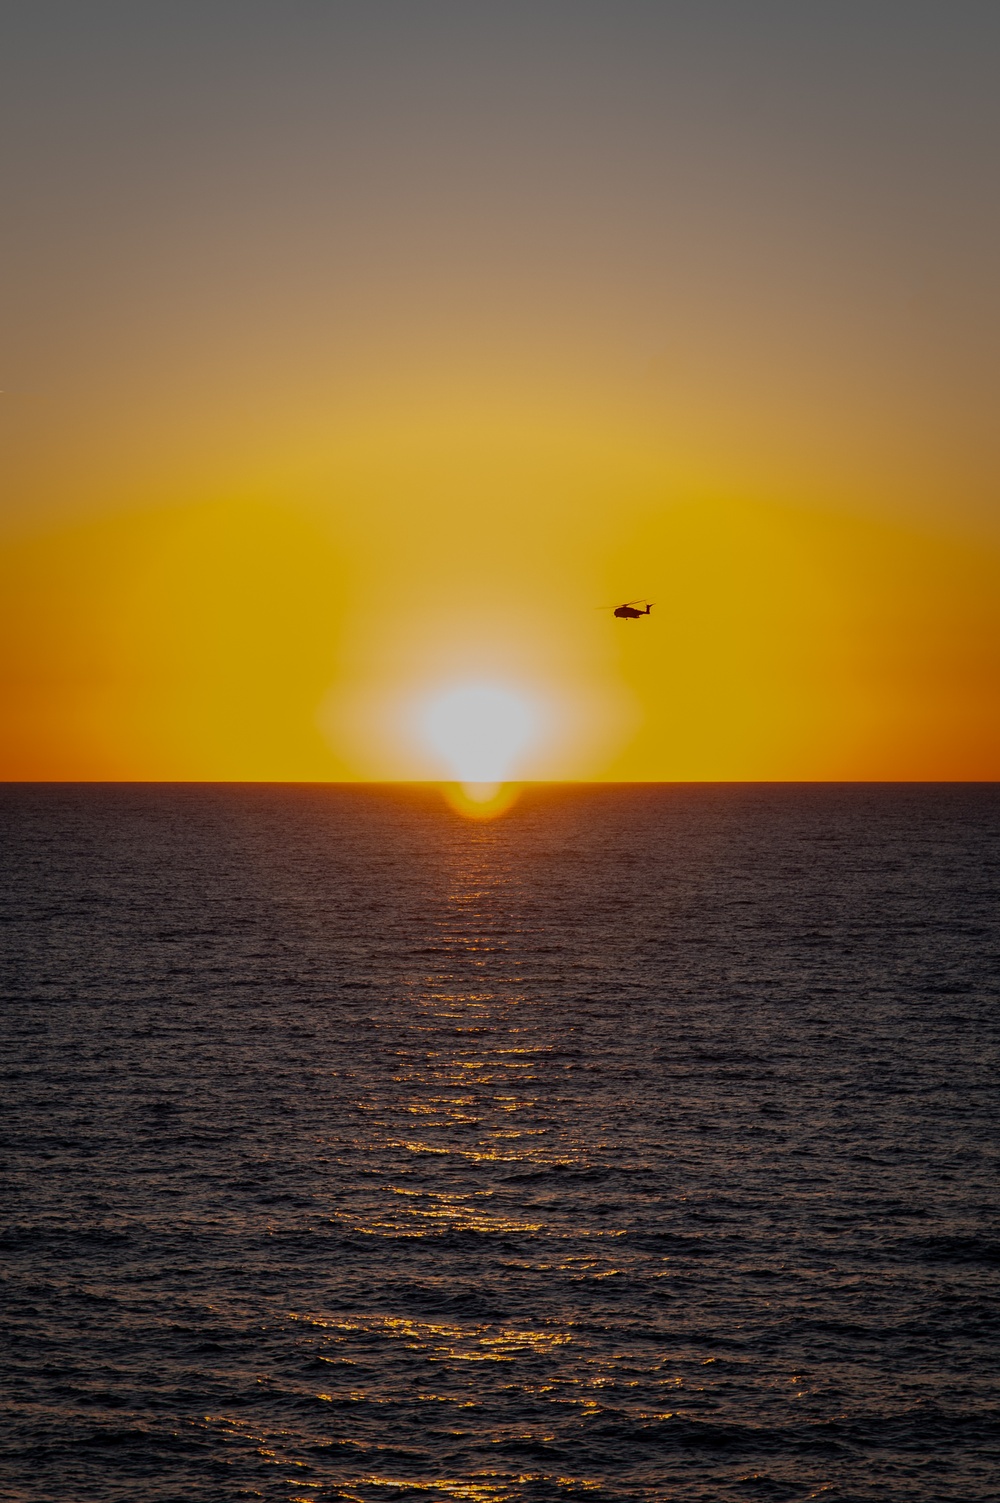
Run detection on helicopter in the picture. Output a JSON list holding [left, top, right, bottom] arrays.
[[600, 599, 654, 620]]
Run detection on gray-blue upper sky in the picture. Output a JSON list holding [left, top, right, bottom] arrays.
[[2, 1, 998, 528]]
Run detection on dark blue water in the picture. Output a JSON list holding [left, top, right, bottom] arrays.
[[2, 783, 998, 1502]]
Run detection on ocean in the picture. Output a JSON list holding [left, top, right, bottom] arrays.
[[2, 783, 998, 1502]]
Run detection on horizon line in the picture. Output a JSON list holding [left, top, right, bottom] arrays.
[[2, 779, 997, 789]]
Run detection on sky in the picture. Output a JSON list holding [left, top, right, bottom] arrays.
[[1, 0, 998, 781]]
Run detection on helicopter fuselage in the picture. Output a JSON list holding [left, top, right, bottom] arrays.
[[614, 603, 653, 619]]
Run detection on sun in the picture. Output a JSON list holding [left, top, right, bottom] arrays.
[[419, 684, 538, 805]]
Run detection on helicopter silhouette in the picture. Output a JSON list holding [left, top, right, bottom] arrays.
[[598, 599, 654, 620]]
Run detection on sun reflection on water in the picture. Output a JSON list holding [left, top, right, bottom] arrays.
[[440, 782, 522, 820], [322, 819, 611, 1243]]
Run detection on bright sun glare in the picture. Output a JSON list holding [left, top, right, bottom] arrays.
[[420, 685, 537, 797]]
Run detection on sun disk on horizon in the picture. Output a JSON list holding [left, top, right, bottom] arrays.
[[420, 684, 537, 797]]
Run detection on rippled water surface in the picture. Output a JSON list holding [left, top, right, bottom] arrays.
[[2, 783, 999, 1502]]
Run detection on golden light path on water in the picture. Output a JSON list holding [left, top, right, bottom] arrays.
[[281, 811, 645, 1500]]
